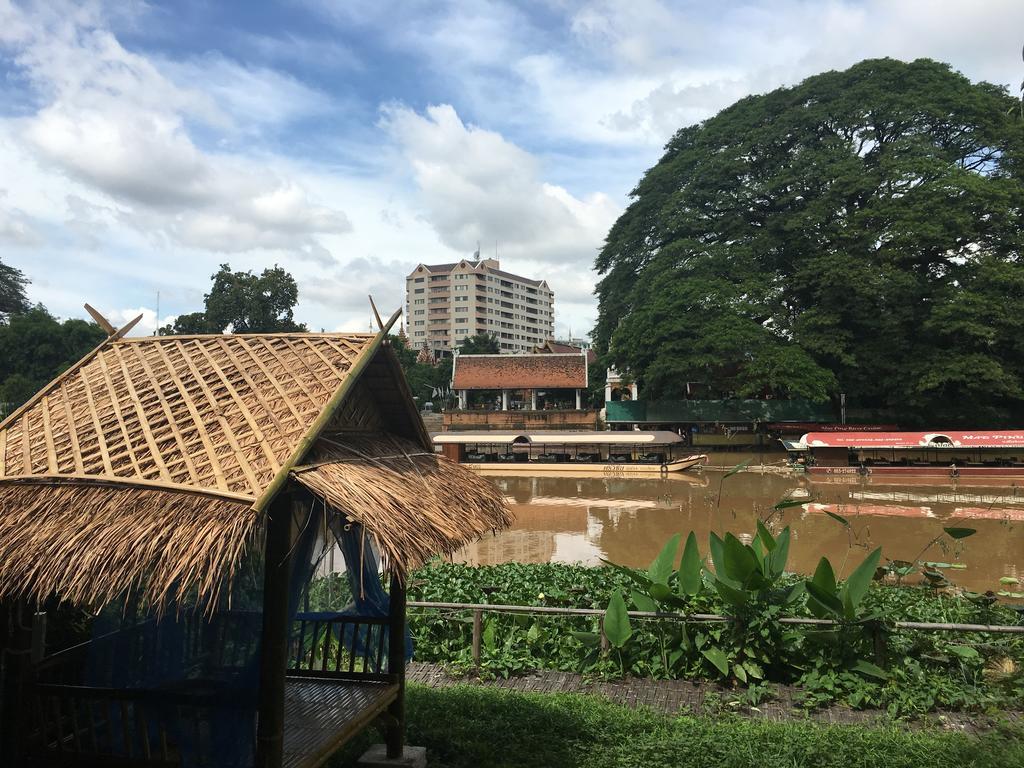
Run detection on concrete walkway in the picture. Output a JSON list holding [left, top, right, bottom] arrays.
[[407, 662, 1010, 733]]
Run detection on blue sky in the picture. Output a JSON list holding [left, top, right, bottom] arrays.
[[1, 0, 1022, 337]]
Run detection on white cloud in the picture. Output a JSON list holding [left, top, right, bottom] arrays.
[[102, 306, 176, 337], [2, 1, 351, 263], [380, 103, 619, 267], [0, 191, 42, 245]]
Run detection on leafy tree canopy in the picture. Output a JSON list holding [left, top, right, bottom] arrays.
[[457, 332, 500, 355], [0, 306, 106, 412], [164, 264, 307, 334], [594, 58, 1024, 423], [388, 335, 453, 406], [0, 258, 30, 320]]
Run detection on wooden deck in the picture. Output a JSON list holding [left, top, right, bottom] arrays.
[[283, 677, 399, 768]]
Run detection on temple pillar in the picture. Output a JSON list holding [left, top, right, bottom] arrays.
[[501, 390, 509, 411], [531, 390, 537, 410], [575, 390, 582, 410]]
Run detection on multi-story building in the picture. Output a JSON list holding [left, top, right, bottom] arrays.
[[405, 258, 554, 356]]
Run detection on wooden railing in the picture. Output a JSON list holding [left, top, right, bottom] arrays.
[[28, 683, 253, 766], [21, 610, 399, 765], [289, 614, 393, 682]]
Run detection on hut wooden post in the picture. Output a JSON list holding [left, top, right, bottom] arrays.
[[0, 600, 29, 764], [385, 571, 407, 759], [255, 494, 294, 768]]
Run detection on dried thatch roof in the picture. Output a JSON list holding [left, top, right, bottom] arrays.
[[0, 319, 509, 610], [293, 433, 513, 571]]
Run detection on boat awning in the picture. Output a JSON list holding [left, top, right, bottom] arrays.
[[432, 431, 684, 446], [802, 431, 1024, 449]]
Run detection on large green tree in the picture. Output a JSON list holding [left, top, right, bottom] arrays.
[[457, 332, 500, 355], [165, 264, 307, 334], [0, 306, 105, 411], [595, 58, 1024, 422], [0, 258, 30, 321]]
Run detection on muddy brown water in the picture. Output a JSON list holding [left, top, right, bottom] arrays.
[[453, 453, 1024, 596]]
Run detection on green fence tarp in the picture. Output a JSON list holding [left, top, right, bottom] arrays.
[[606, 399, 834, 424]]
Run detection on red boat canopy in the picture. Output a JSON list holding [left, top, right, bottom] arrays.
[[802, 431, 1024, 449]]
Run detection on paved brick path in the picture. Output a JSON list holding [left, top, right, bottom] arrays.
[[407, 662, 1009, 732]]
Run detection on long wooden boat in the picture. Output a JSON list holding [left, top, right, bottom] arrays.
[[786, 430, 1024, 479], [433, 431, 707, 474]]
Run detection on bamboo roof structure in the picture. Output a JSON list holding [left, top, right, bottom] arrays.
[[0, 312, 511, 610]]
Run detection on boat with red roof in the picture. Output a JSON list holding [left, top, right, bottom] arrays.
[[785, 430, 1024, 479]]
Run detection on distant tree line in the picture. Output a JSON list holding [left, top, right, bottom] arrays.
[[594, 58, 1024, 425], [0, 259, 105, 413]]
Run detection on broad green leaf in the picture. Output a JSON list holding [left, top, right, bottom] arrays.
[[678, 624, 692, 652], [943, 527, 976, 540], [721, 533, 758, 584], [772, 498, 808, 510], [825, 511, 850, 527], [599, 559, 653, 590], [947, 645, 980, 661], [648, 533, 681, 585], [570, 631, 600, 647], [701, 647, 730, 676], [526, 622, 540, 644], [712, 577, 749, 607], [810, 556, 837, 596], [999, 576, 1020, 585], [768, 526, 791, 578], [678, 532, 703, 596], [840, 547, 881, 619], [784, 581, 806, 605], [851, 659, 888, 680], [756, 520, 777, 551], [630, 590, 656, 613], [649, 582, 672, 603], [708, 532, 725, 576], [723, 459, 752, 479], [744, 661, 764, 680], [733, 663, 747, 683], [805, 580, 844, 618], [603, 590, 632, 648], [482, 619, 496, 651]]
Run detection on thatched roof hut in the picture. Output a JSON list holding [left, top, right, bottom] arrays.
[[0, 310, 511, 768]]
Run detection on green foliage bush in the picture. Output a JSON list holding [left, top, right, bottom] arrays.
[[407, 561, 1024, 714]]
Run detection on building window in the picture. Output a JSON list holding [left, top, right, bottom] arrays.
[[414, 288, 424, 294]]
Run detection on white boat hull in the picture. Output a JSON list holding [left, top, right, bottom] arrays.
[[462, 454, 707, 475]]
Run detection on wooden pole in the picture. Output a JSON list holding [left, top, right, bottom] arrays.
[[471, 609, 482, 667], [0, 600, 29, 765], [255, 494, 295, 768], [386, 571, 407, 760]]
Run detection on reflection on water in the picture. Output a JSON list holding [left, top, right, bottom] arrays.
[[455, 462, 1024, 594]]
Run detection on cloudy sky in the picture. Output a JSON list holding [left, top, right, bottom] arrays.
[[0, 0, 1022, 338]]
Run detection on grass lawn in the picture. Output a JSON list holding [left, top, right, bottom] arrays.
[[331, 683, 1024, 768]]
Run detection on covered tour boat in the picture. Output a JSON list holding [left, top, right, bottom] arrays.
[[433, 431, 707, 474], [786, 431, 1024, 478]]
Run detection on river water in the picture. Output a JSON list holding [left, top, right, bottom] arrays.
[[454, 453, 1024, 596]]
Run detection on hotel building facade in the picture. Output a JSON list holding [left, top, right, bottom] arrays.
[[405, 258, 554, 356]]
